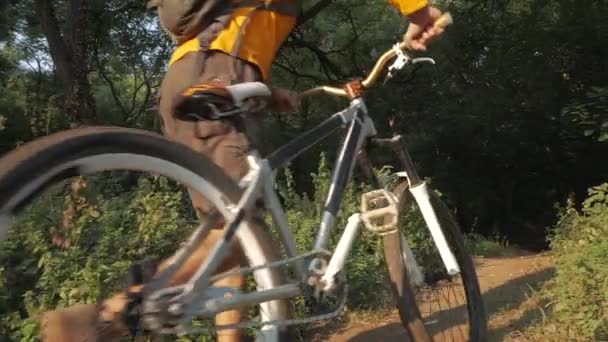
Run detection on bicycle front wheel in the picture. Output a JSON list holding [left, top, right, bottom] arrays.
[[0, 126, 291, 341], [384, 180, 486, 342]]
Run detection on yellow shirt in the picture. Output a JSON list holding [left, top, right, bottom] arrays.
[[387, 0, 428, 16], [169, 0, 428, 80]]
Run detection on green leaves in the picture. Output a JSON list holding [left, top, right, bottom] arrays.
[[274, 156, 440, 311], [582, 183, 608, 214], [563, 86, 608, 143], [532, 183, 608, 338], [0, 174, 196, 340]]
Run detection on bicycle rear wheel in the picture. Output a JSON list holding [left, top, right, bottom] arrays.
[[0, 126, 291, 341], [384, 180, 486, 342]]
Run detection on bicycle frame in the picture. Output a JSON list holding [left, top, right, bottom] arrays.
[[142, 13, 460, 333], [143, 98, 375, 324], [267, 98, 374, 251], [144, 94, 460, 336]]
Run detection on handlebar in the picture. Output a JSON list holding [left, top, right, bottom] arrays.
[[301, 12, 453, 99]]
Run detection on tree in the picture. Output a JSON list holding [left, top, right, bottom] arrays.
[[32, 0, 100, 124]]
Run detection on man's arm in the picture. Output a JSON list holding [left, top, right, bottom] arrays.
[[388, 0, 446, 51]]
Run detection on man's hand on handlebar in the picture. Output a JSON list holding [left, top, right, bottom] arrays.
[[404, 5, 445, 51]]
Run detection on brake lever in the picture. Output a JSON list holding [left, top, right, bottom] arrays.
[[384, 43, 410, 84], [383, 43, 436, 84], [412, 57, 436, 65]]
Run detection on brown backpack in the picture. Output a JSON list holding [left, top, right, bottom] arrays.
[[148, 0, 300, 54]]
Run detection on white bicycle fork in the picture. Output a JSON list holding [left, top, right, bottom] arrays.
[[319, 180, 460, 292]]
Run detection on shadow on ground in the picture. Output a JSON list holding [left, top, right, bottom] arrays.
[[485, 267, 555, 341], [307, 264, 555, 342]]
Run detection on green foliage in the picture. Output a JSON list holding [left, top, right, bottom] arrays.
[[0, 152, 462, 340], [2, 0, 608, 339], [0, 175, 197, 340], [275, 155, 445, 309], [265, 0, 608, 248], [564, 87, 608, 142], [464, 233, 518, 258], [1, 0, 608, 245], [580, 183, 608, 214], [276, 154, 393, 310], [528, 183, 608, 339]]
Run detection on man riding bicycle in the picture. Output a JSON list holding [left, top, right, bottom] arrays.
[[41, 1, 446, 341]]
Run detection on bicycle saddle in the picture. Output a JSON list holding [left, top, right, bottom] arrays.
[[174, 81, 272, 121]]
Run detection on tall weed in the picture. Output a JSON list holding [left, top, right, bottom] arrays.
[[528, 184, 608, 339]]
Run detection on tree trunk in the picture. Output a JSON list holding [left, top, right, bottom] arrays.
[[35, 0, 96, 125]]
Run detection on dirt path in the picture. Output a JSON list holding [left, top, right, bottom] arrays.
[[308, 251, 553, 342]]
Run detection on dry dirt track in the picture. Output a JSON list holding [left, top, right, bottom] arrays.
[[307, 251, 553, 342]]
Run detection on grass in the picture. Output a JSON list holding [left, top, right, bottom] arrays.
[[465, 233, 522, 258]]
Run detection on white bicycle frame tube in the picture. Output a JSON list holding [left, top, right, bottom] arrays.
[[321, 214, 362, 291], [409, 181, 461, 275]]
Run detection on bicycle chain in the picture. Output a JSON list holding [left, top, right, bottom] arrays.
[[148, 249, 348, 336], [209, 249, 330, 283], [169, 285, 347, 336]]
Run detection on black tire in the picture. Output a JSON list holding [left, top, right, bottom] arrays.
[[385, 181, 487, 341], [0, 126, 292, 341], [384, 231, 433, 342]]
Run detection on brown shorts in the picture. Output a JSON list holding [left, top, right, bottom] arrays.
[[158, 50, 263, 218]]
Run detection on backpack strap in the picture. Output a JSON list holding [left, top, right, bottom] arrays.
[[191, 0, 298, 79], [196, 0, 299, 51], [198, 11, 234, 52], [234, 0, 300, 17]]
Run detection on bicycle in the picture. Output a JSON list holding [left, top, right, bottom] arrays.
[[0, 12, 486, 342]]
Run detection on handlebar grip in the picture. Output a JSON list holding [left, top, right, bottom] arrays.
[[434, 12, 453, 29]]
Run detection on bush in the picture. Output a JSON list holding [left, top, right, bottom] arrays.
[[0, 174, 197, 341], [529, 184, 608, 339], [0, 156, 466, 340], [276, 155, 394, 310], [276, 155, 449, 309]]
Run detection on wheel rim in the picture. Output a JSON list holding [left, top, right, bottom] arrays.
[[0, 149, 288, 340]]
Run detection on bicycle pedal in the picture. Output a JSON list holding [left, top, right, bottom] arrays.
[[360, 189, 399, 235]]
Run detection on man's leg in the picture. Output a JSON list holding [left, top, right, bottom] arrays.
[[41, 228, 245, 341], [155, 52, 263, 342], [41, 49, 263, 341]]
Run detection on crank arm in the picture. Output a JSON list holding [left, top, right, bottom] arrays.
[[198, 283, 301, 316], [142, 250, 328, 332], [155, 283, 347, 336], [147, 284, 301, 333]]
